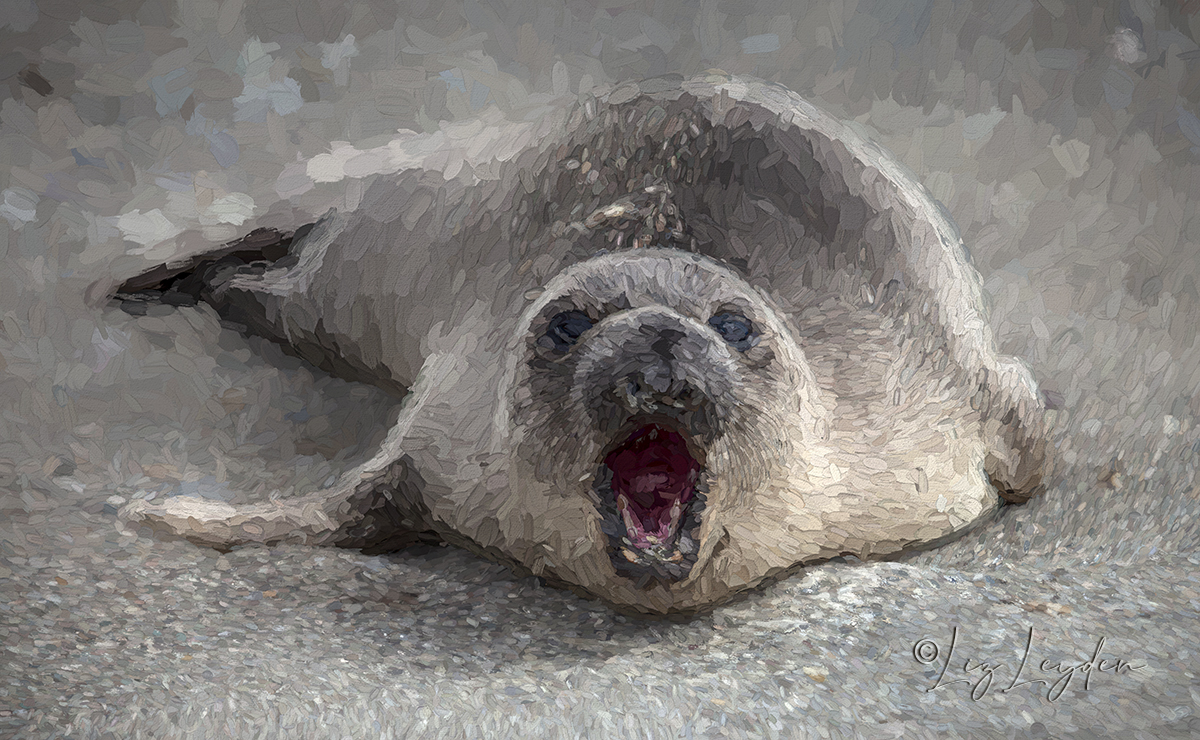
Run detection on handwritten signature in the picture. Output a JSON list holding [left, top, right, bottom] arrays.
[[912, 626, 1144, 701]]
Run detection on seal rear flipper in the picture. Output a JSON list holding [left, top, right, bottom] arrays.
[[114, 224, 299, 311], [114, 212, 407, 396]]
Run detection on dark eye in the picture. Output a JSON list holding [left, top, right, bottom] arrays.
[[539, 310, 594, 352], [708, 312, 757, 351]]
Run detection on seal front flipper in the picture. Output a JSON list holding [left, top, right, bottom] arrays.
[[119, 350, 467, 552], [981, 357, 1050, 504]]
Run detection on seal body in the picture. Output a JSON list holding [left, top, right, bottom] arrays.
[[118, 75, 1047, 615]]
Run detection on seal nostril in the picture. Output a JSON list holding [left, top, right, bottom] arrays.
[[650, 334, 677, 359], [673, 384, 697, 408]]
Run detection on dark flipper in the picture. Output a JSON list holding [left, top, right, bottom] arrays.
[[113, 213, 408, 398], [114, 225, 301, 308]]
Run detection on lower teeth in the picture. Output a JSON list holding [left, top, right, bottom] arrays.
[[615, 493, 687, 549]]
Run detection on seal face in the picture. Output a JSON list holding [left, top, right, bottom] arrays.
[[526, 255, 765, 583], [508, 248, 832, 601]]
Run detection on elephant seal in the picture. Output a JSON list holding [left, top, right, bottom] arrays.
[[115, 74, 1047, 615]]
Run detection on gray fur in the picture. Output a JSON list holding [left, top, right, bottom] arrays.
[[120, 74, 1047, 615]]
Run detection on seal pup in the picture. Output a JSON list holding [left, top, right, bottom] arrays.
[[116, 74, 1048, 615]]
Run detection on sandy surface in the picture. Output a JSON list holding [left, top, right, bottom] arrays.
[[2, 0, 1199, 737]]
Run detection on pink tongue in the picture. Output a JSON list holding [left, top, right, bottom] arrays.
[[629, 472, 671, 495], [604, 425, 699, 542]]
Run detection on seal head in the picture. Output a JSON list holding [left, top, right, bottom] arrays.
[[506, 248, 832, 609]]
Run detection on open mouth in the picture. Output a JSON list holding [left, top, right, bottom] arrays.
[[605, 423, 700, 547], [593, 422, 707, 581]]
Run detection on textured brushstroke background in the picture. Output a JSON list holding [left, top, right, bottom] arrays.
[[0, 0, 1197, 737]]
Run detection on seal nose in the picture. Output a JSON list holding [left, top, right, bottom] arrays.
[[647, 327, 685, 360], [620, 371, 696, 412], [591, 308, 714, 415]]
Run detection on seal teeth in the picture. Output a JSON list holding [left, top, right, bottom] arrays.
[[617, 493, 640, 540], [668, 498, 682, 531]]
